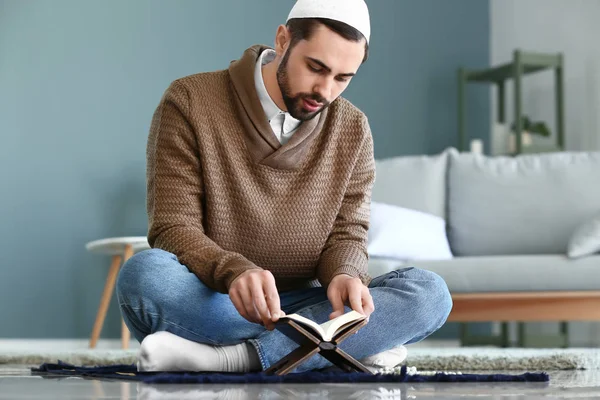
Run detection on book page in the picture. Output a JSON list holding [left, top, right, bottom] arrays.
[[319, 310, 365, 342], [283, 313, 325, 339]]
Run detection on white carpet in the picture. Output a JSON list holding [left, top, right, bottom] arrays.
[[1, 344, 598, 370]]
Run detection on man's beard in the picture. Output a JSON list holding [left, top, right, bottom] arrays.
[[276, 50, 330, 121]]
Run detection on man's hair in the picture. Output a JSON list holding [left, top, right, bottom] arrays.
[[286, 18, 369, 63]]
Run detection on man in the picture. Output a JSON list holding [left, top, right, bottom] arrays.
[[117, 0, 452, 373]]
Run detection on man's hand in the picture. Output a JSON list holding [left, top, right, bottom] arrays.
[[229, 270, 284, 330], [327, 274, 374, 320]]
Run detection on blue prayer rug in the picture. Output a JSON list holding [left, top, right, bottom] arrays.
[[31, 361, 550, 384]]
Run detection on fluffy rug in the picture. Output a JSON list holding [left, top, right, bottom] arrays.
[[0, 349, 138, 367], [3, 347, 599, 370], [404, 347, 600, 371]]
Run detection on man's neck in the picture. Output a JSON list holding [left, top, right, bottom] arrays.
[[261, 61, 288, 112]]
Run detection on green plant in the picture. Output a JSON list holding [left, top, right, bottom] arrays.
[[511, 115, 551, 137]]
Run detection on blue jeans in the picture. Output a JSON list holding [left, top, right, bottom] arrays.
[[116, 249, 452, 372]]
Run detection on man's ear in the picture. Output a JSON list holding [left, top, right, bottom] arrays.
[[274, 24, 291, 57]]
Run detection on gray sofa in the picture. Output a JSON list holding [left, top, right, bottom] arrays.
[[366, 148, 600, 336]]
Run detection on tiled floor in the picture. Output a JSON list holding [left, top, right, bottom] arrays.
[[1, 365, 599, 399]]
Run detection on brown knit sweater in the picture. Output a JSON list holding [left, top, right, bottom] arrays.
[[146, 45, 375, 294]]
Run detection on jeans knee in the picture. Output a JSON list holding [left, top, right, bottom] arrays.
[[393, 268, 452, 328], [419, 269, 453, 326], [116, 248, 178, 301]]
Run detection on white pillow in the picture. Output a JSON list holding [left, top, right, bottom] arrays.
[[368, 202, 453, 261], [568, 212, 600, 258]]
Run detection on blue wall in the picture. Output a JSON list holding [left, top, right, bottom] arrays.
[[0, 0, 489, 338]]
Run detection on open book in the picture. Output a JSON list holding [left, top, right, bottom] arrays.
[[278, 310, 366, 342]]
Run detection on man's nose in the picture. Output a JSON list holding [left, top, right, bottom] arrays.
[[313, 77, 333, 102]]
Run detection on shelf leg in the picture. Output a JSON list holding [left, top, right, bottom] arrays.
[[556, 54, 565, 150], [513, 49, 523, 155], [497, 81, 505, 124], [458, 68, 467, 152]]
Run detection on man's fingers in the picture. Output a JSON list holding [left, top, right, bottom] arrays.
[[348, 284, 365, 315], [262, 272, 282, 322], [229, 270, 283, 330], [362, 288, 375, 317], [250, 276, 272, 328], [230, 272, 262, 324], [229, 289, 250, 322], [328, 288, 345, 320], [238, 283, 262, 324]]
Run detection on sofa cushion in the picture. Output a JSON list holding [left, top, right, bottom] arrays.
[[368, 255, 600, 292], [448, 151, 600, 256], [568, 212, 600, 258], [372, 148, 456, 219], [367, 201, 453, 261]]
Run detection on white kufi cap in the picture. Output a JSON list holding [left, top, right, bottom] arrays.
[[287, 0, 371, 44]]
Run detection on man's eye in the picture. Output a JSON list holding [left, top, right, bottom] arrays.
[[336, 77, 350, 83], [308, 65, 321, 73]]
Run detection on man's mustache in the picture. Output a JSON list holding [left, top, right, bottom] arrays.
[[299, 93, 329, 106]]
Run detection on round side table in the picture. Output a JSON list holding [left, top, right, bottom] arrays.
[[85, 236, 150, 349]]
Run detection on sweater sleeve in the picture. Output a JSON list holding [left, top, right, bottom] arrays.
[[316, 116, 376, 287], [146, 80, 262, 293]]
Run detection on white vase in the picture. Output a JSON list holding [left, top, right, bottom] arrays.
[[470, 139, 484, 154], [492, 123, 533, 155], [491, 123, 511, 155]]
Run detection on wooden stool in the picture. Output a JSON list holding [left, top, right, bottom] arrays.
[[86, 236, 150, 349]]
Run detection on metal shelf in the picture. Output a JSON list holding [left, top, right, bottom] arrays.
[[458, 49, 565, 155]]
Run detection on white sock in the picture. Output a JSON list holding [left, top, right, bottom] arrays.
[[360, 345, 408, 370], [137, 331, 261, 373]]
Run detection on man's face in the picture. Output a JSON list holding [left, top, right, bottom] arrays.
[[276, 24, 365, 121]]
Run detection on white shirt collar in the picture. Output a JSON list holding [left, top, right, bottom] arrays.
[[254, 49, 301, 128]]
